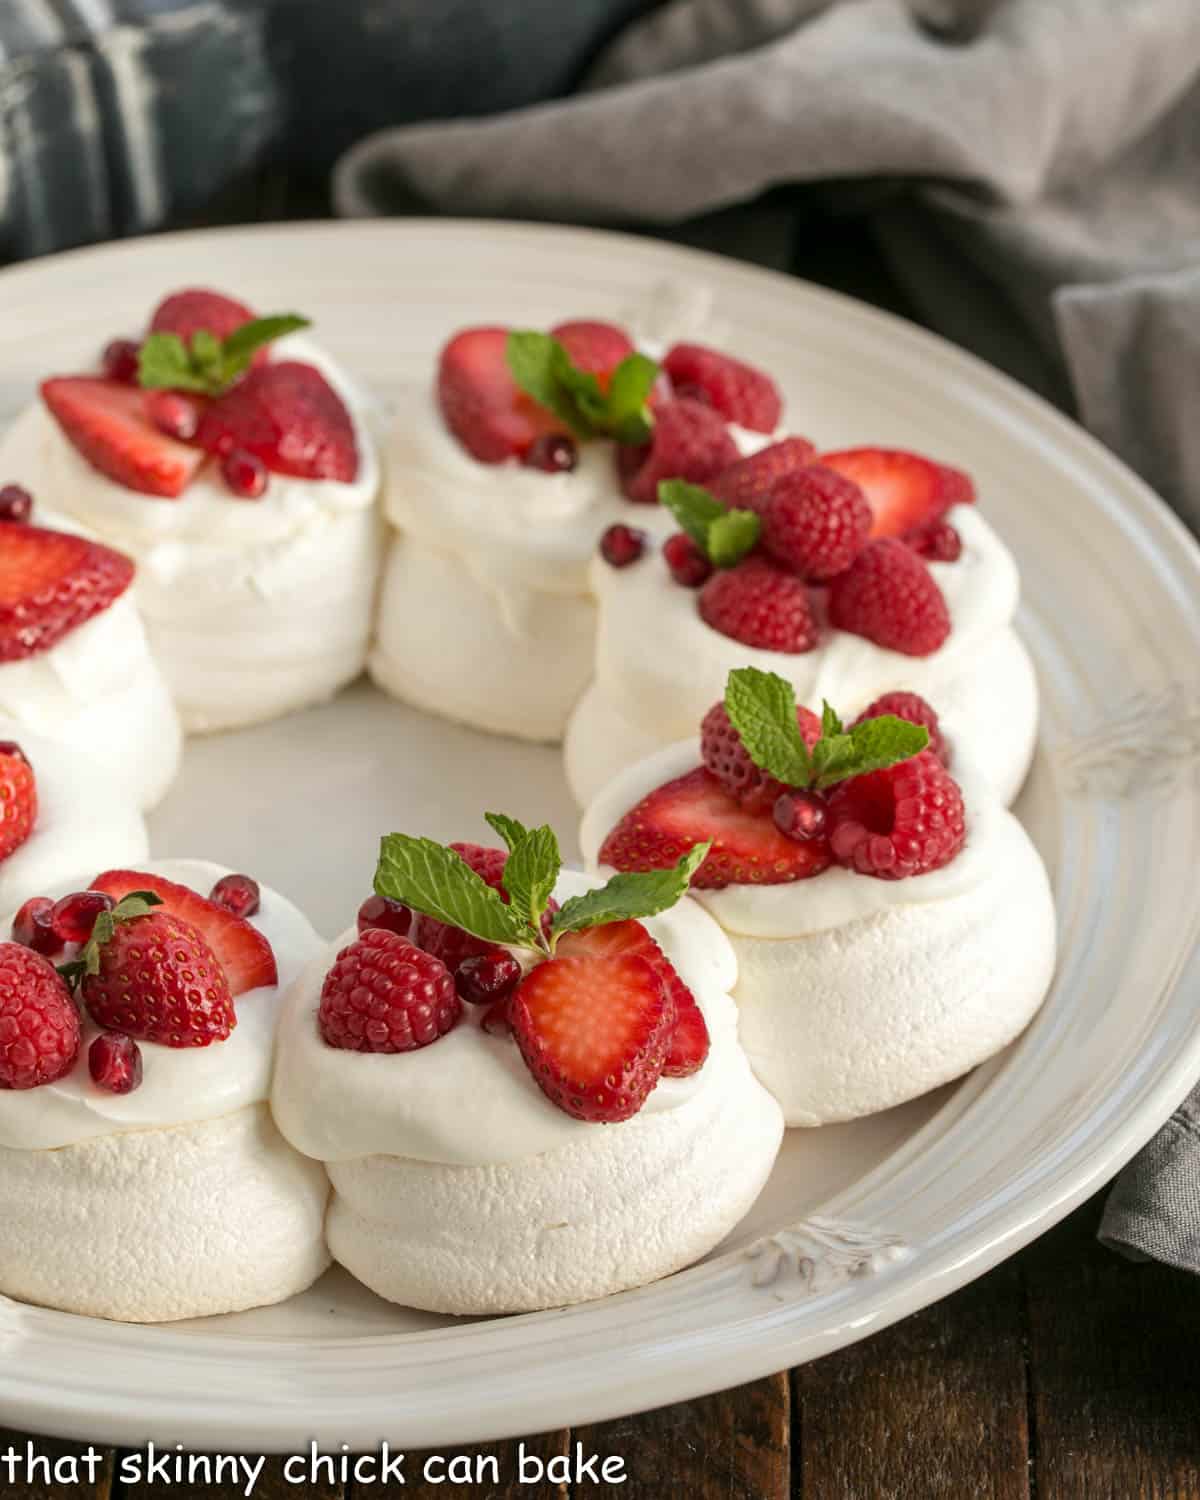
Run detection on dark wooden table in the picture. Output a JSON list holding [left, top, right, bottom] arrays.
[[3, 188, 1196, 1499]]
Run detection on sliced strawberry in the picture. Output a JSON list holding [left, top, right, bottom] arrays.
[[600, 767, 830, 890], [40, 378, 205, 497], [90, 870, 277, 997], [0, 525, 134, 663], [558, 919, 709, 1078], [510, 949, 672, 1122], [149, 288, 259, 347], [195, 361, 358, 481], [437, 326, 565, 464], [818, 448, 975, 539], [0, 746, 36, 862], [550, 320, 634, 389]]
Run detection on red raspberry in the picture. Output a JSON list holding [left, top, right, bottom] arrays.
[[700, 699, 821, 812], [698, 555, 819, 653], [759, 465, 872, 580], [853, 691, 948, 765], [710, 438, 818, 513], [827, 750, 965, 879], [0, 942, 81, 1089], [905, 520, 962, 561], [662, 344, 782, 433], [828, 539, 950, 656], [319, 928, 461, 1053], [615, 398, 738, 503]]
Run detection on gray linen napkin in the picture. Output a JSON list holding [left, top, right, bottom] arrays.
[[332, 0, 1200, 1271]]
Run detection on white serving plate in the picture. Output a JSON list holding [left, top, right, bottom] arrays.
[[0, 221, 1197, 1452]]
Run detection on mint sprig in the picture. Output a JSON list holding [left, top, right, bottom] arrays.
[[57, 890, 163, 987], [506, 332, 658, 445], [138, 313, 310, 395], [375, 818, 711, 958], [658, 479, 761, 568], [723, 667, 929, 791]]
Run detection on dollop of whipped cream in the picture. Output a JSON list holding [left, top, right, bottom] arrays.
[[0, 859, 322, 1151], [271, 871, 741, 1167], [580, 741, 1004, 940], [0, 721, 148, 914]]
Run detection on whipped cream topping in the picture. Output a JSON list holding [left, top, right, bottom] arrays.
[[0, 859, 322, 1151], [272, 871, 742, 1167], [0, 722, 148, 914], [580, 740, 1003, 940]]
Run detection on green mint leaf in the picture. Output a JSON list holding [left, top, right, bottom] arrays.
[[550, 343, 607, 428], [220, 313, 309, 383], [506, 333, 661, 444], [483, 812, 531, 853], [814, 715, 930, 789], [707, 508, 761, 567], [723, 666, 813, 787], [550, 843, 711, 942], [375, 834, 525, 945], [505, 331, 591, 436], [501, 825, 561, 941], [821, 701, 844, 739], [810, 732, 857, 785], [138, 332, 212, 393], [605, 353, 658, 445]]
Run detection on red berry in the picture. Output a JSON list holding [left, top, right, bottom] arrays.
[[853, 691, 948, 765], [698, 555, 819, 653], [523, 434, 578, 473], [0, 943, 80, 1089], [209, 873, 261, 920], [90, 869, 277, 997], [318, 928, 460, 1053], [550, 320, 634, 385], [101, 339, 141, 384], [662, 531, 713, 588], [11, 897, 61, 957], [710, 437, 818, 513], [357, 893, 412, 938], [455, 951, 522, 1006], [40, 378, 205, 497], [904, 520, 962, 562], [827, 750, 965, 879], [413, 843, 559, 971], [819, 448, 974, 539], [670, 382, 710, 406], [828, 538, 951, 656], [510, 949, 672, 1122], [599, 766, 831, 889], [197, 362, 359, 482], [481, 996, 512, 1036], [437, 326, 565, 463], [0, 744, 36, 861], [88, 1031, 143, 1094], [599, 523, 646, 568], [150, 288, 259, 348], [773, 789, 828, 842], [0, 525, 135, 664], [759, 465, 872, 580], [50, 890, 114, 944], [0, 484, 33, 523], [700, 699, 821, 812], [81, 912, 235, 1048], [615, 397, 738, 504], [145, 390, 201, 442], [662, 344, 782, 433], [221, 448, 268, 499]]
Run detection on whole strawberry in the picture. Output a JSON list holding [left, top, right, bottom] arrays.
[[81, 911, 235, 1048], [0, 942, 80, 1089], [0, 743, 36, 861], [828, 538, 951, 656], [320, 928, 461, 1053]]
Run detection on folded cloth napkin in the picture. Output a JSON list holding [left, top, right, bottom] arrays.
[[333, 0, 1200, 1271]]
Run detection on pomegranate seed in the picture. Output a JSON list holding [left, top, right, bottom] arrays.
[[146, 390, 200, 442], [907, 521, 962, 562], [671, 382, 710, 406], [481, 997, 512, 1036], [102, 339, 141, 384], [0, 484, 32, 523], [50, 890, 115, 944], [11, 896, 62, 956], [357, 894, 412, 938], [209, 873, 260, 919], [89, 1032, 143, 1095], [455, 951, 522, 1006], [773, 790, 828, 842], [221, 448, 268, 499], [0, 740, 28, 764], [662, 531, 713, 587], [523, 434, 578, 473], [600, 523, 647, 568]]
